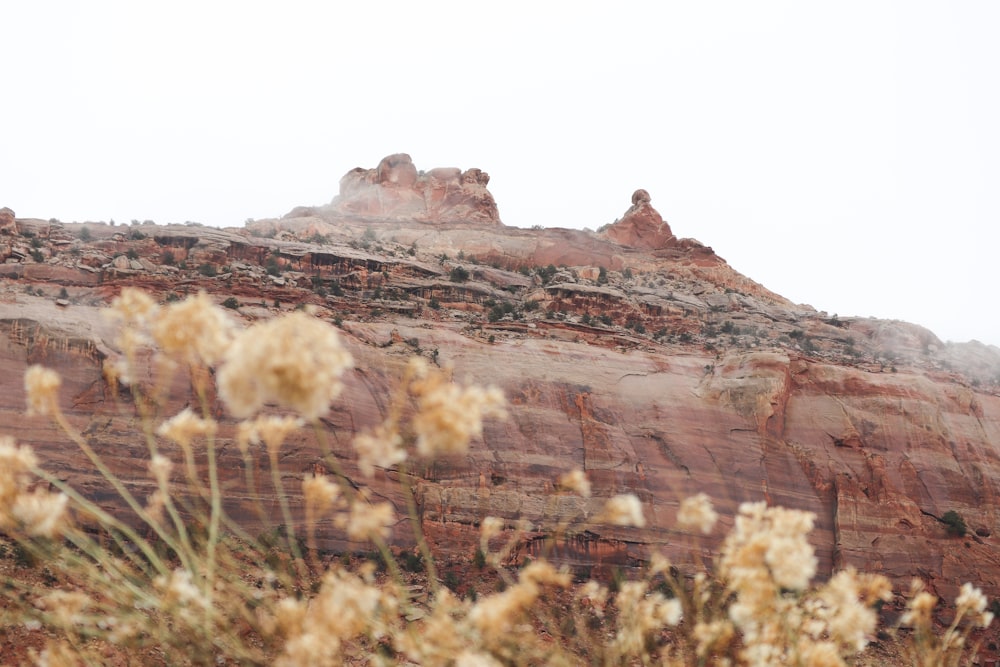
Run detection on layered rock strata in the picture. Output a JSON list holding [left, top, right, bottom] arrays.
[[2, 169, 1000, 618]]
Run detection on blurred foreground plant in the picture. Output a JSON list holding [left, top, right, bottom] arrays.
[[0, 289, 994, 666]]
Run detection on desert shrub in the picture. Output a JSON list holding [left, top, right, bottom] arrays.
[[80, 226, 92, 241], [536, 264, 557, 284], [161, 250, 176, 265], [222, 297, 240, 310], [943, 510, 968, 537], [198, 263, 217, 277], [30, 249, 44, 263], [449, 266, 469, 282], [1, 290, 993, 666]]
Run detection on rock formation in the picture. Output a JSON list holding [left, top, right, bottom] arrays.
[[601, 189, 676, 251], [328, 153, 501, 224], [0, 207, 15, 234], [3, 164, 1000, 632]]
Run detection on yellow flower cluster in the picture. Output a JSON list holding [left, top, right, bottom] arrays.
[[0, 437, 67, 538], [218, 311, 353, 420], [677, 492, 718, 535], [408, 358, 506, 457], [276, 567, 397, 667], [24, 365, 62, 416], [152, 290, 235, 366], [598, 493, 647, 527], [157, 408, 217, 449], [558, 468, 592, 497], [467, 560, 571, 640]]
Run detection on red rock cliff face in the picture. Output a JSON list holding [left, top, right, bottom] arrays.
[[3, 177, 1000, 611]]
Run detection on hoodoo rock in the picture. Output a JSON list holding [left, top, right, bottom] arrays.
[[0, 207, 15, 234], [601, 189, 677, 251], [5, 157, 1000, 631], [329, 153, 501, 224]]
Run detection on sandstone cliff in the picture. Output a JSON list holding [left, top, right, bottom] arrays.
[[3, 157, 1000, 623]]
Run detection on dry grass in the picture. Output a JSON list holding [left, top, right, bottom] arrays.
[[0, 289, 993, 666]]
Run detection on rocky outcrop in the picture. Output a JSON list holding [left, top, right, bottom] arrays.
[[0, 207, 15, 234], [601, 189, 676, 251], [5, 164, 1000, 616], [328, 153, 501, 224]]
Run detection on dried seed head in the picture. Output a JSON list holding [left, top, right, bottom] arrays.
[[677, 492, 718, 535], [157, 408, 217, 449], [25, 365, 62, 416], [152, 291, 235, 366], [599, 494, 647, 528], [353, 426, 406, 478], [558, 468, 591, 497], [218, 312, 353, 420]]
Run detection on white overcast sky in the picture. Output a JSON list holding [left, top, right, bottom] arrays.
[[3, 2, 999, 346]]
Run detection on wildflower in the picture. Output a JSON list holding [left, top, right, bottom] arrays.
[[409, 359, 506, 457], [479, 515, 504, 556], [693, 619, 736, 659], [345, 499, 395, 542], [956, 582, 987, 616], [156, 408, 217, 449], [12, 489, 69, 538], [598, 494, 647, 527], [900, 580, 937, 630], [353, 426, 406, 477], [36, 590, 91, 629], [243, 415, 302, 457], [0, 438, 38, 506], [797, 640, 844, 667], [578, 580, 610, 617], [277, 568, 384, 667], [155, 569, 208, 625], [217, 311, 353, 419], [302, 474, 341, 516], [677, 492, 718, 534], [235, 420, 257, 454], [815, 568, 879, 653], [148, 454, 173, 487], [649, 551, 671, 576], [612, 580, 682, 656], [455, 651, 504, 667], [30, 641, 80, 667], [956, 582, 992, 627], [104, 287, 157, 327], [520, 559, 572, 588], [273, 596, 307, 636], [151, 291, 235, 366], [722, 502, 817, 592], [469, 572, 543, 638], [146, 490, 166, 524], [558, 468, 591, 497], [25, 365, 62, 416], [108, 287, 157, 319]]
